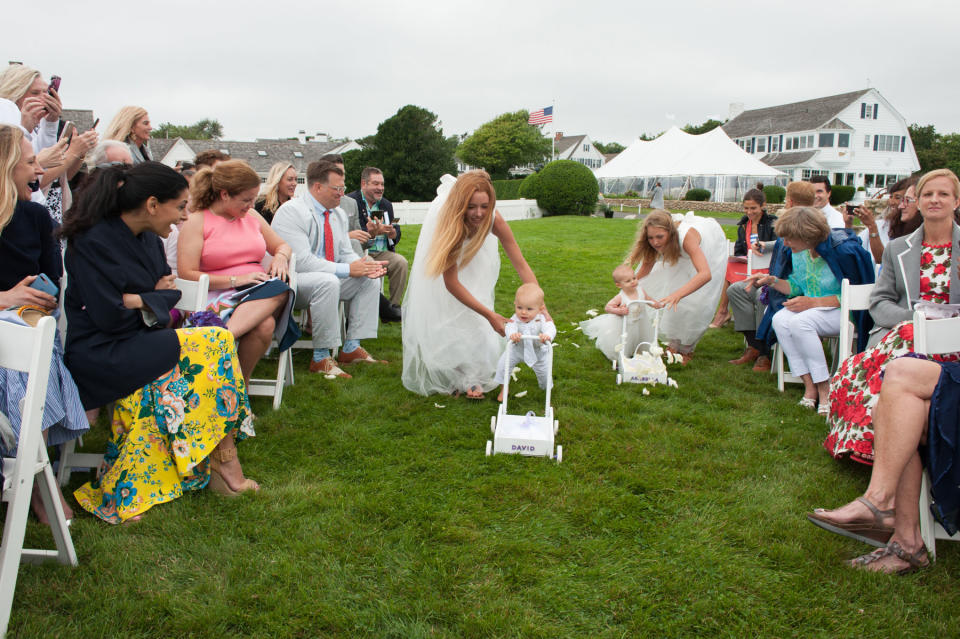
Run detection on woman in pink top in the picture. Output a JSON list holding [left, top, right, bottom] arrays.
[[178, 160, 293, 384]]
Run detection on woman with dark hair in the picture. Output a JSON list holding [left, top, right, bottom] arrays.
[[0, 124, 88, 524], [62, 162, 258, 524], [826, 169, 960, 464], [710, 188, 777, 328], [854, 176, 920, 264]]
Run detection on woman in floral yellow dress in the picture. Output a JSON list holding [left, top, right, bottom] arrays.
[[62, 162, 259, 523], [826, 169, 960, 464]]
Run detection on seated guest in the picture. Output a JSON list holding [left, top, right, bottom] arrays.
[[61, 162, 258, 524], [808, 356, 958, 574], [850, 176, 919, 265], [321, 154, 364, 257], [87, 139, 133, 168], [177, 160, 296, 386], [346, 167, 407, 322], [728, 182, 815, 371], [811, 175, 846, 229], [0, 124, 88, 524], [103, 106, 153, 164], [255, 162, 297, 224], [826, 169, 960, 464], [271, 160, 386, 378], [710, 188, 776, 328], [747, 206, 874, 412]]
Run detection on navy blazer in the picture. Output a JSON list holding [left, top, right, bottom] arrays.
[[0, 201, 61, 291], [757, 230, 876, 352], [345, 190, 401, 251], [64, 217, 181, 408]]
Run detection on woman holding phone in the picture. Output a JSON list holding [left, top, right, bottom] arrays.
[[0, 124, 88, 524]]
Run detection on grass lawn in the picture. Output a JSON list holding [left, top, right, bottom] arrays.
[[10, 216, 959, 638], [603, 204, 743, 222]]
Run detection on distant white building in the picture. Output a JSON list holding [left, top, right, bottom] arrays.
[[554, 134, 606, 169], [722, 88, 919, 191]]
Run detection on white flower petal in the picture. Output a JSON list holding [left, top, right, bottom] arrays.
[[324, 374, 337, 379], [642, 388, 650, 395], [514, 391, 528, 398], [571, 342, 580, 348], [434, 403, 446, 408], [585, 309, 599, 317]]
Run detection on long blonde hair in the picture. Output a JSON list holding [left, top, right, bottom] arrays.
[[258, 162, 296, 214], [425, 170, 497, 277], [103, 106, 149, 143], [0, 125, 24, 232], [628, 210, 680, 266], [0, 65, 40, 104]]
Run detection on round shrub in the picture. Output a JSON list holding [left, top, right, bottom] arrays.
[[533, 160, 599, 216], [763, 185, 785, 204], [685, 188, 711, 202], [830, 185, 856, 205], [518, 172, 541, 200]]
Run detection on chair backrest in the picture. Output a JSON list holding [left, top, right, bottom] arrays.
[[837, 278, 876, 364], [174, 274, 210, 312], [913, 310, 960, 356]]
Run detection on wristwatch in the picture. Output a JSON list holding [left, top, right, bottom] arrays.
[[869, 232, 879, 238]]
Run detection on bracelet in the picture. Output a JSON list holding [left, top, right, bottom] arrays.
[[230, 275, 237, 288], [869, 232, 879, 238]]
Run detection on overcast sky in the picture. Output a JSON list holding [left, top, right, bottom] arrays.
[[7, 0, 958, 145]]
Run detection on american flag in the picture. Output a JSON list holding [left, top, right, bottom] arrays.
[[528, 106, 553, 125]]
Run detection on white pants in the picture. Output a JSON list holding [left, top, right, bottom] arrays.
[[295, 271, 380, 350], [771, 306, 841, 383], [494, 348, 551, 389]]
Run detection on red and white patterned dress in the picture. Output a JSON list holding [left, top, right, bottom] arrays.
[[824, 242, 958, 464]]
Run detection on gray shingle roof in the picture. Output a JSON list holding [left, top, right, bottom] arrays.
[[148, 138, 344, 173], [62, 109, 95, 133], [722, 89, 871, 138], [555, 135, 585, 157], [758, 150, 819, 166]]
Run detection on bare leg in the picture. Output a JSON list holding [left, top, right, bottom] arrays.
[[710, 280, 731, 326], [799, 373, 818, 401], [226, 294, 286, 383], [209, 433, 258, 493]]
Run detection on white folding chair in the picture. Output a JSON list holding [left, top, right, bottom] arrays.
[[836, 279, 876, 365], [58, 275, 211, 487], [913, 310, 960, 560], [0, 316, 77, 638], [773, 292, 844, 393], [246, 256, 294, 410]]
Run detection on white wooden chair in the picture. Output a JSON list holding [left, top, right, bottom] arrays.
[[57, 275, 211, 487], [0, 316, 77, 638], [836, 279, 876, 365], [773, 286, 846, 392], [912, 309, 960, 560], [246, 256, 294, 410]]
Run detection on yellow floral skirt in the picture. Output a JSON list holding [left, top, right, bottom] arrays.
[[74, 327, 254, 523]]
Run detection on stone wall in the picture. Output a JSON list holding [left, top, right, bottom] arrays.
[[602, 198, 788, 214]]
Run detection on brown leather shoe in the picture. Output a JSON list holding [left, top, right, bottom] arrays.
[[336, 346, 387, 365], [728, 347, 760, 365], [752, 356, 771, 372], [309, 357, 352, 378]]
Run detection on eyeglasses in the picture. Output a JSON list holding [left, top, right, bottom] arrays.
[[323, 184, 346, 194], [900, 197, 917, 205]]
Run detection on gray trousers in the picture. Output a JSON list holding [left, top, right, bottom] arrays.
[[370, 250, 409, 306], [295, 270, 380, 350], [727, 280, 765, 331]]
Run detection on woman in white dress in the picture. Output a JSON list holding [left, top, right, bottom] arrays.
[[402, 171, 540, 398], [627, 210, 727, 363]]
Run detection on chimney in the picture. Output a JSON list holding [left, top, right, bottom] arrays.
[[728, 103, 745, 120], [555, 132, 563, 141]]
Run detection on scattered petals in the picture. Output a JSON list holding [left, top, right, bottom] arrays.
[[570, 342, 580, 348], [574, 326, 582, 331], [324, 374, 337, 380], [434, 403, 446, 408], [667, 378, 679, 388], [511, 366, 521, 381], [642, 388, 650, 396], [585, 309, 599, 317], [514, 390, 528, 398]]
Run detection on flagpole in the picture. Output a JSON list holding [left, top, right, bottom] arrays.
[[551, 99, 556, 162]]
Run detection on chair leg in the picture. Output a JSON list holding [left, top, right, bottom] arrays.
[[919, 470, 937, 562], [57, 439, 76, 487]]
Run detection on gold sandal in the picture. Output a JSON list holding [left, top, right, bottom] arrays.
[[208, 437, 259, 497]]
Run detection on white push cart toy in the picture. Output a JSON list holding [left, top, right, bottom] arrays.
[[486, 335, 561, 463], [614, 299, 670, 386]]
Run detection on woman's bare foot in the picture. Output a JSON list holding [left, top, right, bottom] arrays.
[[466, 385, 485, 400], [709, 309, 731, 328], [812, 496, 894, 528], [31, 483, 73, 526]]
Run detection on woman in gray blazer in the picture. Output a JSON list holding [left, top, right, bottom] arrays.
[[826, 169, 960, 465]]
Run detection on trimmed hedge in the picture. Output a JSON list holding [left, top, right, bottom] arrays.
[[532, 160, 599, 216], [763, 185, 785, 204], [518, 172, 541, 200], [492, 179, 524, 200], [830, 185, 856, 205], [685, 188, 711, 201]]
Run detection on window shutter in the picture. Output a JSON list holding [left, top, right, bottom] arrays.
[[874, 104, 879, 119], [861, 103, 866, 118], [900, 137, 905, 152], [873, 135, 878, 151], [779, 135, 783, 151]]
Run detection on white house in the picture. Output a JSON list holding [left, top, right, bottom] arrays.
[[554, 134, 606, 169], [722, 88, 919, 192]]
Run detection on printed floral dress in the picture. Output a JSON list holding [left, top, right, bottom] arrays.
[[825, 242, 958, 464], [74, 327, 254, 523]]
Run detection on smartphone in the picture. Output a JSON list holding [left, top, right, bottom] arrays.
[[60, 121, 75, 147], [29, 273, 58, 298], [90, 117, 100, 130], [845, 204, 857, 215], [48, 75, 61, 94]]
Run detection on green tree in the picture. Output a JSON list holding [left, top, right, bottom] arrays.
[[907, 123, 960, 174], [361, 105, 457, 201], [341, 149, 366, 194], [594, 141, 626, 154], [455, 111, 551, 180], [151, 118, 224, 140], [682, 118, 725, 135]]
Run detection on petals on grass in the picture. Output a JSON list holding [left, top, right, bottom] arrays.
[[585, 309, 599, 317], [667, 378, 679, 388], [642, 388, 650, 395], [514, 391, 528, 398], [324, 374, 337, 380], [434, 403, 446, 408], [571, 342, 580, 348]]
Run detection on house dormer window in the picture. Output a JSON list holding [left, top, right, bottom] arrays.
[[860, 102, 879, 119], [583, 144, 590, 152]]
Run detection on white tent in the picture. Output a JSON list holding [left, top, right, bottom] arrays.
[[595, 126, 785, 202]]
